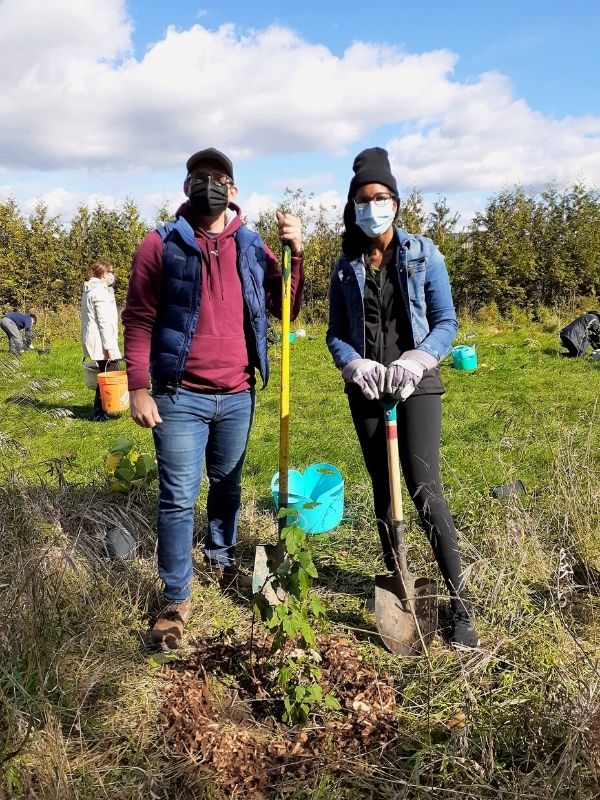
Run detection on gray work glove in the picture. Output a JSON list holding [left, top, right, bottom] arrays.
[[384, 349, 438, 400], [342, 358, 386, 401]]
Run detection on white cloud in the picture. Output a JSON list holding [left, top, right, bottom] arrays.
[[13, 186, 186, 227], [0, 1, 459, 171], [0, 0, 598, 201], [386, 71, 600, 192], [0, 0, 131, 75], [242, 189, 344, 228], [242, 192, 277, 223], [307, 189, 344, 210], [21, 188, 121, 222], [138, 190, 185, 222], [21, 187, 80, 219], [268, 172, 336, 190]]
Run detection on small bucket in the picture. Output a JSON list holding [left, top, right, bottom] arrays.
[[271, 462, 344, 534], [82, 360, 100, 390], [97, 371, 129, 413], [452, 345, 478, 371]]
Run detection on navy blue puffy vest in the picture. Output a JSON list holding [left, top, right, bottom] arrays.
[[151, 216, 270, 389]]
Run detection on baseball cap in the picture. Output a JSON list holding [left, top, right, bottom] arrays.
[[186, 147, 234, 181]]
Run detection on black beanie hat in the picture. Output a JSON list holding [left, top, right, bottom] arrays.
[[348, 147, 398, 200]]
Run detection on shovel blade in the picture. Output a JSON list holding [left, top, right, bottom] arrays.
[[413, 577, 438, 649], [375, 573, 438, 656], [252, 543, 286, 605]]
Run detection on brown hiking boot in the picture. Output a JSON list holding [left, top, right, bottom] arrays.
[[215, 564, 253, 592], [150, 600, 193, 650], [202, 559, 253, 592]]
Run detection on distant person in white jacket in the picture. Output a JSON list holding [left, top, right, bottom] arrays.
[[80, 259, 122, 421]]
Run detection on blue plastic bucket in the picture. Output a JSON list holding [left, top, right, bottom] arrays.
[[452, 345, 478, 371], [271, 462, 344, 534]]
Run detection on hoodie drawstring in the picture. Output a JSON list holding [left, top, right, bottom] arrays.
[[211, 243, 225, 301], [202, 239, 225, 302]]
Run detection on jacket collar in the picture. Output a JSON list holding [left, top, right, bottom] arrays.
[[172, 215, 202, 254], [395, 227, 412, 249], [342, 227, 412, 274]]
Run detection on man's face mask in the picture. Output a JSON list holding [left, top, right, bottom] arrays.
[[188, 174, 230, 216], [354, 198, 396, 238]]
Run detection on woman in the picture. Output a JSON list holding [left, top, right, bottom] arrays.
[[80, 259, 122, 422], [326, 147, 479, 649]]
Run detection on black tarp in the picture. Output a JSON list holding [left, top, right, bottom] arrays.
[[559, 311, 600, 357]]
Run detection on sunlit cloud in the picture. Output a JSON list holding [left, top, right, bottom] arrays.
[[0, 0, 598, 223]]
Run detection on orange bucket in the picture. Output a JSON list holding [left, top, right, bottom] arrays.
[[97, 371, 129, 413]]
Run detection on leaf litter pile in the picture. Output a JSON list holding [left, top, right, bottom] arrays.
[[161, 633, 399, 797]]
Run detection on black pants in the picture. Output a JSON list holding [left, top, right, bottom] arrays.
[[93, 360, 119, 418], [348, 390, 465, 599]]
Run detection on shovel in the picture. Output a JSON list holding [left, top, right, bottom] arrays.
[[374, 396, 438, 656], [252, 243, 292, 603]]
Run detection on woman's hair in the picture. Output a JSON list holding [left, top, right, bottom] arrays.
[[341, 201, 371, 260], [86, 259, 113, 279]]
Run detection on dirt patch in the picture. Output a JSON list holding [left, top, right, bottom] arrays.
[[161, 634, 399, 797]]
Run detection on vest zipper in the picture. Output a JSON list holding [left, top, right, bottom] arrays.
[[175, 251, 201, 386], [375, 278, 384, 364]]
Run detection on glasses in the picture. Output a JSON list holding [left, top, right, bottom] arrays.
[[189, 171, 233, 187], [354, 192, 395, 211]]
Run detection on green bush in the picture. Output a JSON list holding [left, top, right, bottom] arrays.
[[1, 181, 600, 318]]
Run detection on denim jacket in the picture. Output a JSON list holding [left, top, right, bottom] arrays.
[[326, 227, 458, 370]]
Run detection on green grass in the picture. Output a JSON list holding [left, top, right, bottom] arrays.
[[1, 314, 599, 799], [3, 317, 598, 508]]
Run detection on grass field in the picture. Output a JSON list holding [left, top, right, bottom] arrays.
[[1, 311, 599, 799]]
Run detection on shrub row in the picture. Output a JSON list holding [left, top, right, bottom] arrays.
[[1, 182, 599, 320]]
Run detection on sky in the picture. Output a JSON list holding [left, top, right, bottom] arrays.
[[0, 0, 599, 229]]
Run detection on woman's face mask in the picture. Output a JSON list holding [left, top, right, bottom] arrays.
[[354, 199, 396, 237], [105, 272, 115, 287]]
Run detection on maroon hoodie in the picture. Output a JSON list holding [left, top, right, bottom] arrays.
[[123, 203, 304, 392]]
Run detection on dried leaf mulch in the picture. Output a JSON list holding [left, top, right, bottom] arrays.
[[160, 633, 401, 798]]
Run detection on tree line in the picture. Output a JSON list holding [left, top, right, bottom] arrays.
[[1, 182, 598, 322]]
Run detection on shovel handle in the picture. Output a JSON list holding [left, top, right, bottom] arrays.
[[278, 244, 292, 529], [380, 399, 410, 574], [380, 400, 403, 523]]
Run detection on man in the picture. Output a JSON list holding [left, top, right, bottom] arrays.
[[0, 311, 36, 355], [122, 147, 304, 649]]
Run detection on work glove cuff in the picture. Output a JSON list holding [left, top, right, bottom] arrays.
[[400, 348, 438, 372]]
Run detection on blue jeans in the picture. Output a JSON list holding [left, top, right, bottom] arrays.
[[152, 388, 255, 602]]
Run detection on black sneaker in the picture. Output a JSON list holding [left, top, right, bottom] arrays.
[[450, 599, 481, 650], [92, 412, 111, 422]]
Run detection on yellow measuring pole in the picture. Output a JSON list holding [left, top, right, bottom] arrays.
[[278, 244, 292, 527]]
